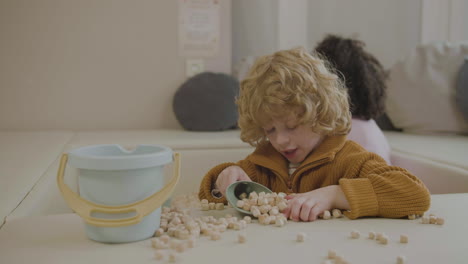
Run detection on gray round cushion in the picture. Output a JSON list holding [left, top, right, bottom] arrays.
[[173, 72, 240, 131], [456, 57, 468, 121]]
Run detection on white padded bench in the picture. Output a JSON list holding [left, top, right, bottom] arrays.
[[384, 131, 468, 194], [2, 129, 467, 226], [0, 131, 74, 227], [5, 130, 254, 222]]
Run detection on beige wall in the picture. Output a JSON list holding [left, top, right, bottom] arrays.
[[420, 0, 468, 44], [306, 0, 421, 69], [0, 0, 231, 130], [232, 0, 422, 70]]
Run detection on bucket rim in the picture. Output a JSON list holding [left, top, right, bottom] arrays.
[[68, 144, 173, 170]]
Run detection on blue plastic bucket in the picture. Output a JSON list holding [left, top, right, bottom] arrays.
[[57, 144, 180, 243]]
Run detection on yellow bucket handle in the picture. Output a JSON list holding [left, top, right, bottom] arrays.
[[57, 152, 180, 227]]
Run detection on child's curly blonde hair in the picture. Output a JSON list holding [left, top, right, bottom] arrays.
[[237, 47, 351, 146]]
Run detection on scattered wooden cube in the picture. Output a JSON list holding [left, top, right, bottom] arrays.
[[175, 243, 186, 253], [332, 209, 342, 218], [242, 203, 251, 211], [258, 198, 268, 206], [208, 202, 216, 210], [397, 256, 406, 264], [251, 206, 261, 217], [249, 192, 258, 199], [154, 228, 164, 237], [186, 238, 195, 248], [376, 233, 383, 241], [169, 240, 181, 250], [436, 217, 445, 225], [266, 216, 275, 225], [176, 230, 190, 240], [154, 250, 164, 260], [216, 224, 227, 233], [334, 256, 345, 264], [201, 203, 210, 211], [322, 210, 331, 220], [239, 220, 247, 229], [201, 228, 212, 236], [275, 218, 286, 227], [232, 223, 242, 230], [210, 232, 221, 241], [160, 234, 170, 243], [277, 201, 288, 211], [259, 204, 271, 214], [151, 238, 169, 249], [238, 233, 247, 243], [168, 253, 177, 263], [296, 232, 306, 242], [269, 207, 279, 216], [379, 235, 388, 245], [400, 234, 408, 243], [258, 214, 268, 225], [170, 217, 181, 225], [350, 230, 360, 239]]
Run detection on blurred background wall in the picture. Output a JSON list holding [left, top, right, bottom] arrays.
[[0, 0, 231, 130], [233, 0, 468, 70], [1, 0, 466, 130]]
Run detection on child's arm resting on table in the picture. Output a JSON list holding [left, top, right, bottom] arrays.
[[339, 153, 431, 219]]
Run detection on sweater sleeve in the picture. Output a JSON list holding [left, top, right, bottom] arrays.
[[339, 153, 431, 219], [198, 159, 260, 203]]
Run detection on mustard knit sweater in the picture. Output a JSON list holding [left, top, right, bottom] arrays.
[[198, 135, 431, 219]]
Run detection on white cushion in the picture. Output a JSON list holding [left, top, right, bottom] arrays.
[[384, 131, 468, 171], [0, 131, 74, 225], [386, 41, 468, 134], [391, 151, 468, 194]]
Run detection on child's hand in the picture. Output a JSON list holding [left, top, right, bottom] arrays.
[[282, 185, 349, 222], [215, 166, 252, 196]]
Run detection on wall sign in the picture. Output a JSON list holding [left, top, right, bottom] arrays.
[[178, 0, 220, 57]]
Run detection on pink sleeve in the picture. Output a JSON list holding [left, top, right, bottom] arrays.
[[347, 118, 392, 164]]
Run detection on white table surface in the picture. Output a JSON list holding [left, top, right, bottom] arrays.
[[1, 193, 467, 264]]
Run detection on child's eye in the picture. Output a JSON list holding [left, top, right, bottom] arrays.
[[265, 127, 275, 134], [287, 125, 298, 131]]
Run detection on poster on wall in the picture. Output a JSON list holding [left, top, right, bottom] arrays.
[[178, 0, 220, 57]]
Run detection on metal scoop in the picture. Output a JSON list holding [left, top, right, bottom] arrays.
[[226, 181, 272, 215]]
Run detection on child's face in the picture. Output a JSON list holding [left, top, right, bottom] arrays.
[[262, 113, 322, 164]]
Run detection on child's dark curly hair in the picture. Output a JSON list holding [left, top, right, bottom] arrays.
[[315, 35, 388, 120]]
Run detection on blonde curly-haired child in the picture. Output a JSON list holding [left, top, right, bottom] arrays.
[[198, 47, 430, 221]]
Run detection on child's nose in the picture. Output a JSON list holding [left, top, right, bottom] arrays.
[[276, 131, 290, 146]]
